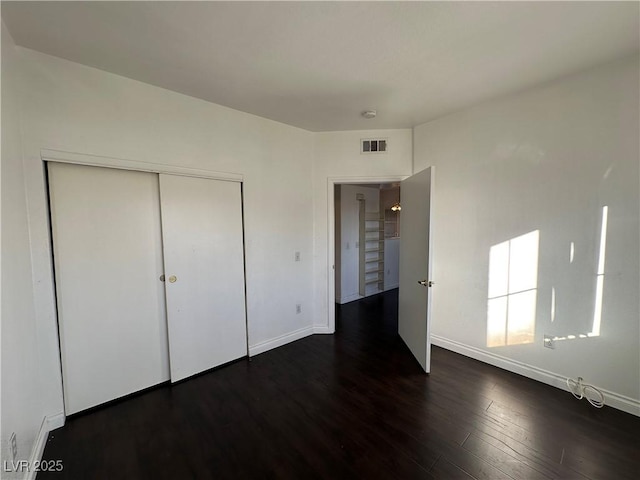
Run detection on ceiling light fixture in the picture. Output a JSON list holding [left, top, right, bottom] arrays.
[[391, 187, 401, 212], [361, 110, 377, 119]]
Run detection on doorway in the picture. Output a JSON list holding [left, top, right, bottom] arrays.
[[334, 183, 402, 304], [327, 169, 435, 373]]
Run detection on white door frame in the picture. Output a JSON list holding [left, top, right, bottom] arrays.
[[326, 176, 407, 333], [41, 148, 243, 182]]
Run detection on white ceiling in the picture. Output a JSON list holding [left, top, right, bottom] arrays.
[[2, 1, 638, 132]]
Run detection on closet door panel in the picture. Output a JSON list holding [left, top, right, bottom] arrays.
[[159, 174, 247, 382], [48, 163, 169, 414]]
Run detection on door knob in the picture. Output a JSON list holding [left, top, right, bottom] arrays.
[[159, 274, 165, 282], [418, 280, 435, 287], [168, 275, 177, 283]]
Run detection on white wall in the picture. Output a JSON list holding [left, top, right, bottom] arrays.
[[334, 185, 342, 303], [1, 23, 48, 478], [384, 238, 400, 290], [3, 45, 413, 462], [8, 44, 315, 432], [312, 130, 412, 330], [336, 184, 379, 303], [380, 186, 401, 238], [414, 55, 640, 414], [380, 186, 401, 290]]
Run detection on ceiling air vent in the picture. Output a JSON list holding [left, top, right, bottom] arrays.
[[361, 138, 387, 154]]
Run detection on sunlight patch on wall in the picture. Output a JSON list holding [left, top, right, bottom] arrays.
[[570, 242, 575, 263], [487, 230, 539, 348], [590, 206, 608, 337], [549, 206, 608, 344]]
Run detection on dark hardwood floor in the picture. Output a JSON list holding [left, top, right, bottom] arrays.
[[40, 290, 639, 479]]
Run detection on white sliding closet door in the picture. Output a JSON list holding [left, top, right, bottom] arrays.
[[49, 163, 170, 415], [159, 174, 247, 382]]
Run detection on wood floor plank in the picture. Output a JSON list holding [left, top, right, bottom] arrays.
[[437, 444, 515, 480], [462, 433, 549, 479], [467, 429, 589, 480], [430, 456, 476, 479]]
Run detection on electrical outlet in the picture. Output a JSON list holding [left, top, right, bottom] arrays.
[[10, 432, 17, 462], [543, 335, 555, 349], [295, 251, 300, 262], [296, 304, 301, 314]]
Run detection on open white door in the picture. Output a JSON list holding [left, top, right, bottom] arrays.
[[159, 174, 247, 382], [398, 167, 434, 373]]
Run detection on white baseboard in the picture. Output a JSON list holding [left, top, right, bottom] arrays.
[[46, 412, 65, 431], [25, 412, 64, 480], [313, 325, 334, 334], [337, 293, 362, 305], [248, 326, 314, 357], [431, 334, 640, 417]]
